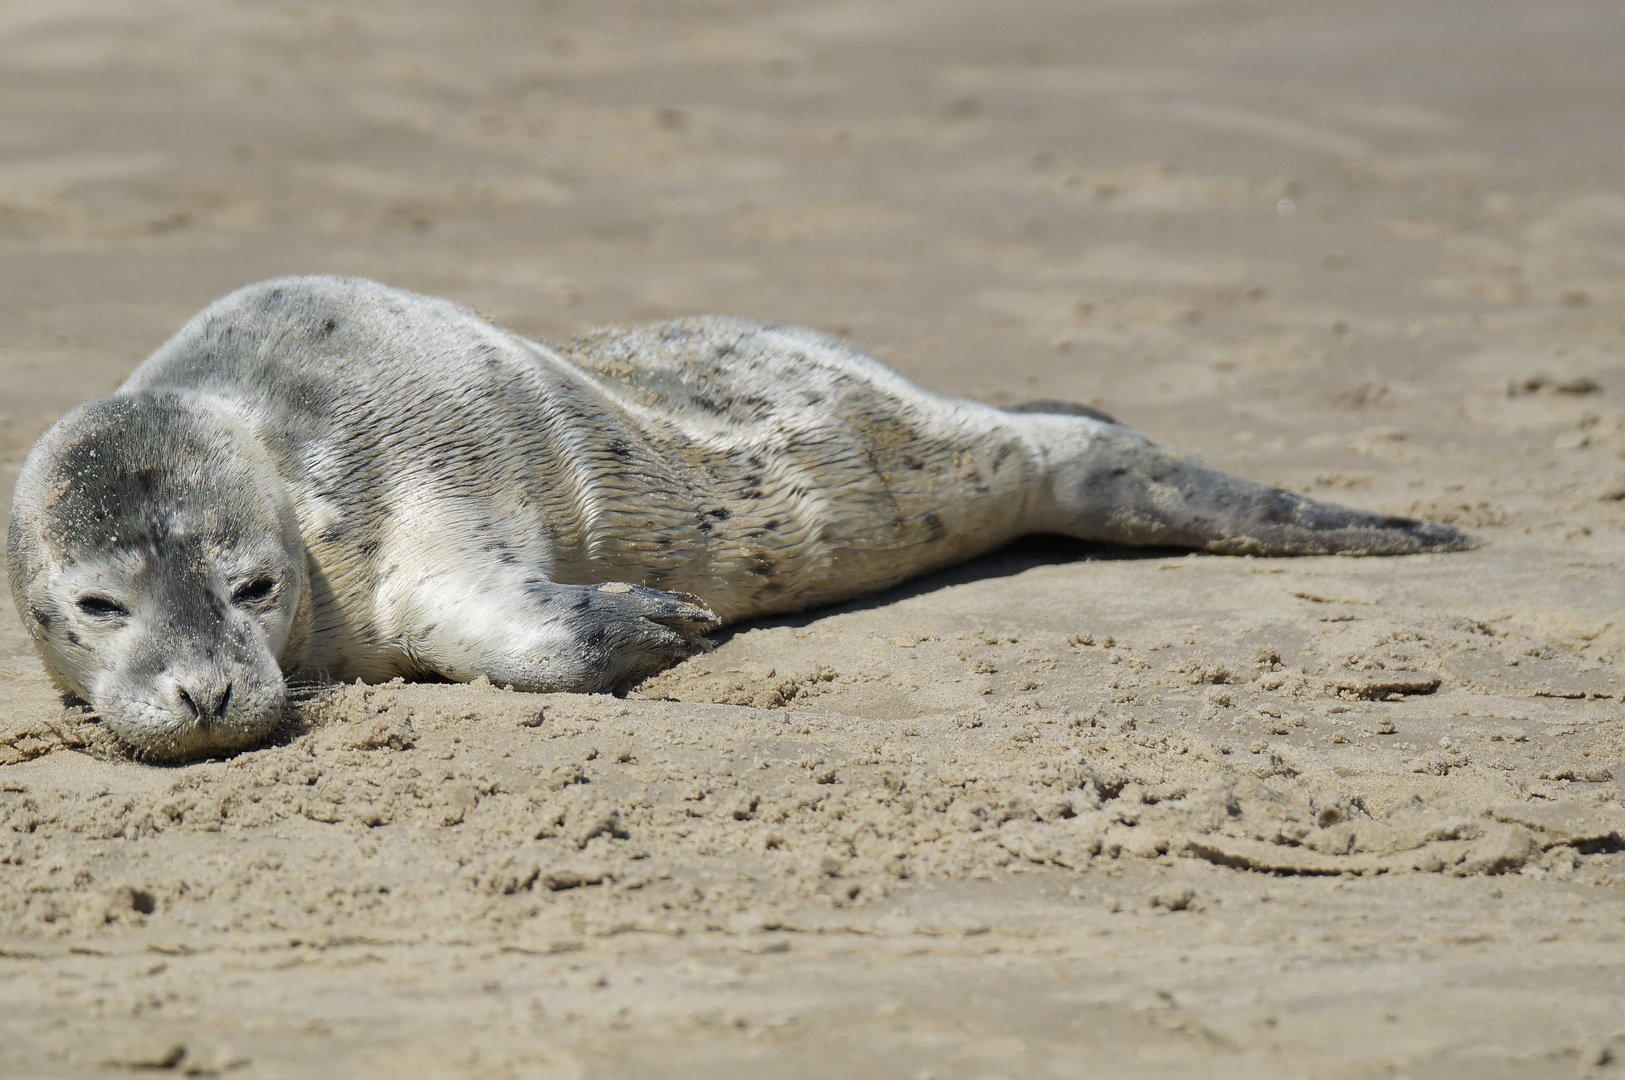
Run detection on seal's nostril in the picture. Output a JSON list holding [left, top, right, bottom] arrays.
[[176, 681, 231, 722]]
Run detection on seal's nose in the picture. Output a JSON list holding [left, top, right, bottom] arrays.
[[175, 680, 233, 724]]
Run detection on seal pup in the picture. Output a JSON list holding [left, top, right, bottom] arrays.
[[7, 276, 1470, 759]]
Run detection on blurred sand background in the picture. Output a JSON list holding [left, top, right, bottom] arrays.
[[4, 1, 1625, 1076]]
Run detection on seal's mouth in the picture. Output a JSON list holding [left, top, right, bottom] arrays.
[[95, 671, 289, 762]]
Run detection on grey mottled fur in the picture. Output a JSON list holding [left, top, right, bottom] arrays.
[[7, 276, 1470, 759]]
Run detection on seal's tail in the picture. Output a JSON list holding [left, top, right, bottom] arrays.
[[1013, 407, 1474, 556]]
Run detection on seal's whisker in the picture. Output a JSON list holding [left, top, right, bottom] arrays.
[[284, 680, 336, 701]]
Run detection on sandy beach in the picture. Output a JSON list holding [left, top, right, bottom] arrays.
[[4, 2, 1625, 1076]]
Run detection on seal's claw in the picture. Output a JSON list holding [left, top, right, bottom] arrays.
[[527, 582, 718, 689], [628, 586, 722, 635], [589, 583, 721, 668]]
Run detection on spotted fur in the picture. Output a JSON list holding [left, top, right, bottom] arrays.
[[7, 276, 1470, 758]]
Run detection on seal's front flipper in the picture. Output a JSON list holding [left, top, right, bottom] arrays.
[[1029, 418, 1474, 556], [408, 578, 719, 693]]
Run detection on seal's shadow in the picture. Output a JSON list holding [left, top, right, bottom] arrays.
[[713, 535, 1187, 644]]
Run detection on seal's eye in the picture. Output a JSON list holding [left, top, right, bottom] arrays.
[[75, 596, 130, 619], [231, 577, 277, 605]]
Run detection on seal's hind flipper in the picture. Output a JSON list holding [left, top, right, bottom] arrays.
[[1002, 399, 1119, 425], [1026, 419, 1475, 556]]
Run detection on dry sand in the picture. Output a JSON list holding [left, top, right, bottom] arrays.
[[3, 1, 1625, 1076]]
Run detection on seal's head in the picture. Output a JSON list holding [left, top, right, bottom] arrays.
[[7, 394, 312, 760]]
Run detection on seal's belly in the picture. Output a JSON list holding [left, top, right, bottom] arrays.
[[548, 317, 1039, 620]]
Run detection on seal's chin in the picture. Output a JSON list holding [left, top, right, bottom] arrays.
[[95, 677, 289, 762]]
